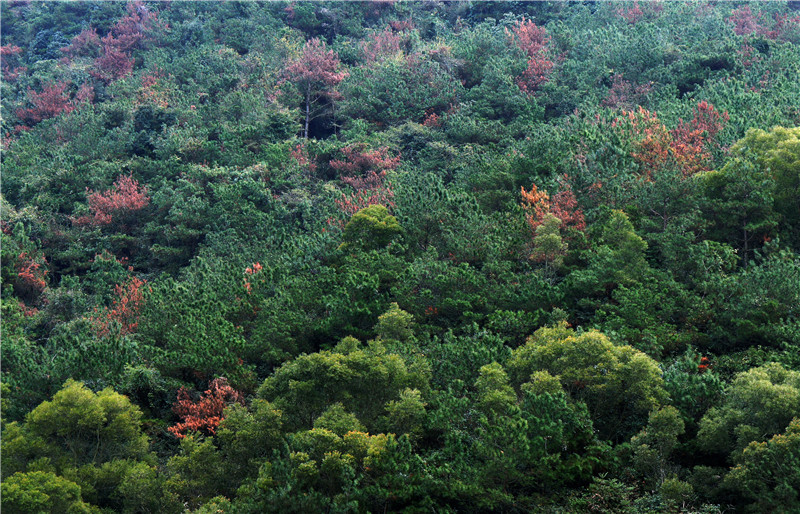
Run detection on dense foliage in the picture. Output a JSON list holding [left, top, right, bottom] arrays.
[[2, 1, 800, 511]]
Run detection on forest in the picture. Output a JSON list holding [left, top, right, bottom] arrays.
[[2, 1, 800, 512]]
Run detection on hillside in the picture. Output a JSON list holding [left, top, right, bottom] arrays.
[[2, 2, 800, 512]]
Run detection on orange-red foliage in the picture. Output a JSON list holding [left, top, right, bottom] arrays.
[[61, 28, 102, 58], [615, 1, 644, 24], [727, 6, 800, 40], [91, 276, 147, 338], [602, 73, 653, 109], [289, 143, 317, 172], [168, 378, 244, 438], [243, 262, 263, 295], [1, 44, 26, 82], [75, 175, 150, 227], [331, 144, 400, 181], [334, 186, 396, 222], [16, 82, 75, 125], [670, 100, 729, 176], [91, 2, 161, 82], [521, 178, 585, 233], [329, 145, 399, 223], [507, 18, 555, 95], [15, 252, 48, 297], [622, 101, 728, 178]]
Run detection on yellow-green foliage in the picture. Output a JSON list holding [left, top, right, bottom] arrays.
[[340, 204, 402, 251], [698, 363, 800, 456], [508, 322, 667, 440]]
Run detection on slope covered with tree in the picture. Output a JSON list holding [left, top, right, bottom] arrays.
[[2, 1, 800, 511]]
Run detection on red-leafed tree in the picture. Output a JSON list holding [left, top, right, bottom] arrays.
[[670, 100, 729, 176], [286, 38, 348, 138], [361, 27, 403, 63], [602, 73, 653, 109], [727, 5, 768, 37], [507, 18, 555, 95], [334, 186, 396, 222], [91, 1, 160, 82], [91, 275, 147, 338], [727, 6, 800, 41], [289, 142, 317, 173], [14, 251, 48, 302], [521, 177, 585, 234], [330, 144, 400, 188], [93, 47, 135, 81], [168, 378, 245, 438], [615, 1, 644, 24], [522, 176, 586, 233], [75, 175, 150, 227], [622, 106, 673, 179], [329, 144, 399, 223], [1, 44, 26, 82], [16, 82, 75, 125], [61, 28, 102, 58], [15, 81, 94, 127], [620, 101, 728, 178]]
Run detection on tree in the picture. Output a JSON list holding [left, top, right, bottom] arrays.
[[75, 175, 150, 228], [340, 204, 402, 252], [725, 417, 800, 512], [507, 17, 555, 96], [91, 1, 161, 82], [507, 322, 667, 441], [701, 156, 779, 266], [727, 126, 800, 247], [168, 378, 245, 438], [1, 471, 90, 514], [0, 380, 165, 512], [90, 275, 147, 338], [520, 179, 585, 234], [697, 363, 800, 457], [630, 406, 686, 490], [257, 337, 429, 432], [2, 380, 150, 474], [286, 38, 348, 139], [531, 213, 567, 277], [15, 82, 76, 126]]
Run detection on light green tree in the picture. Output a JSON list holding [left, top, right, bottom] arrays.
[[507, 322, 667, 441]]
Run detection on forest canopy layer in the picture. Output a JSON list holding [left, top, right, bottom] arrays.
[[2, 1, 800, 512]]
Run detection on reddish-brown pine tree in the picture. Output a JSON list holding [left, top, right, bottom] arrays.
[[670, 101, 729, 176], [93, 46, 135, 81], [15, 251, 48, 301], [728, 5, 768, 36], [16, 82, 75, 125], [75, 175, 150, 227], [507, 18, 555, 95], [1, 44, 26, 82], [602, 73, 653, 109], [334, 187, 396, 223], [289, 142, 317, 173], [621, 106, 673, 179], [168, 378, 244, 438], [361, 27, 402, 63], [330, 145, 401, 175], [286, 38, 348, 138], [61, 28, 102, 58], [91, 275, 147, 338], [91, 2, 161, 82], [521, 178, 585, 233], [329, 144, 399, 223]]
